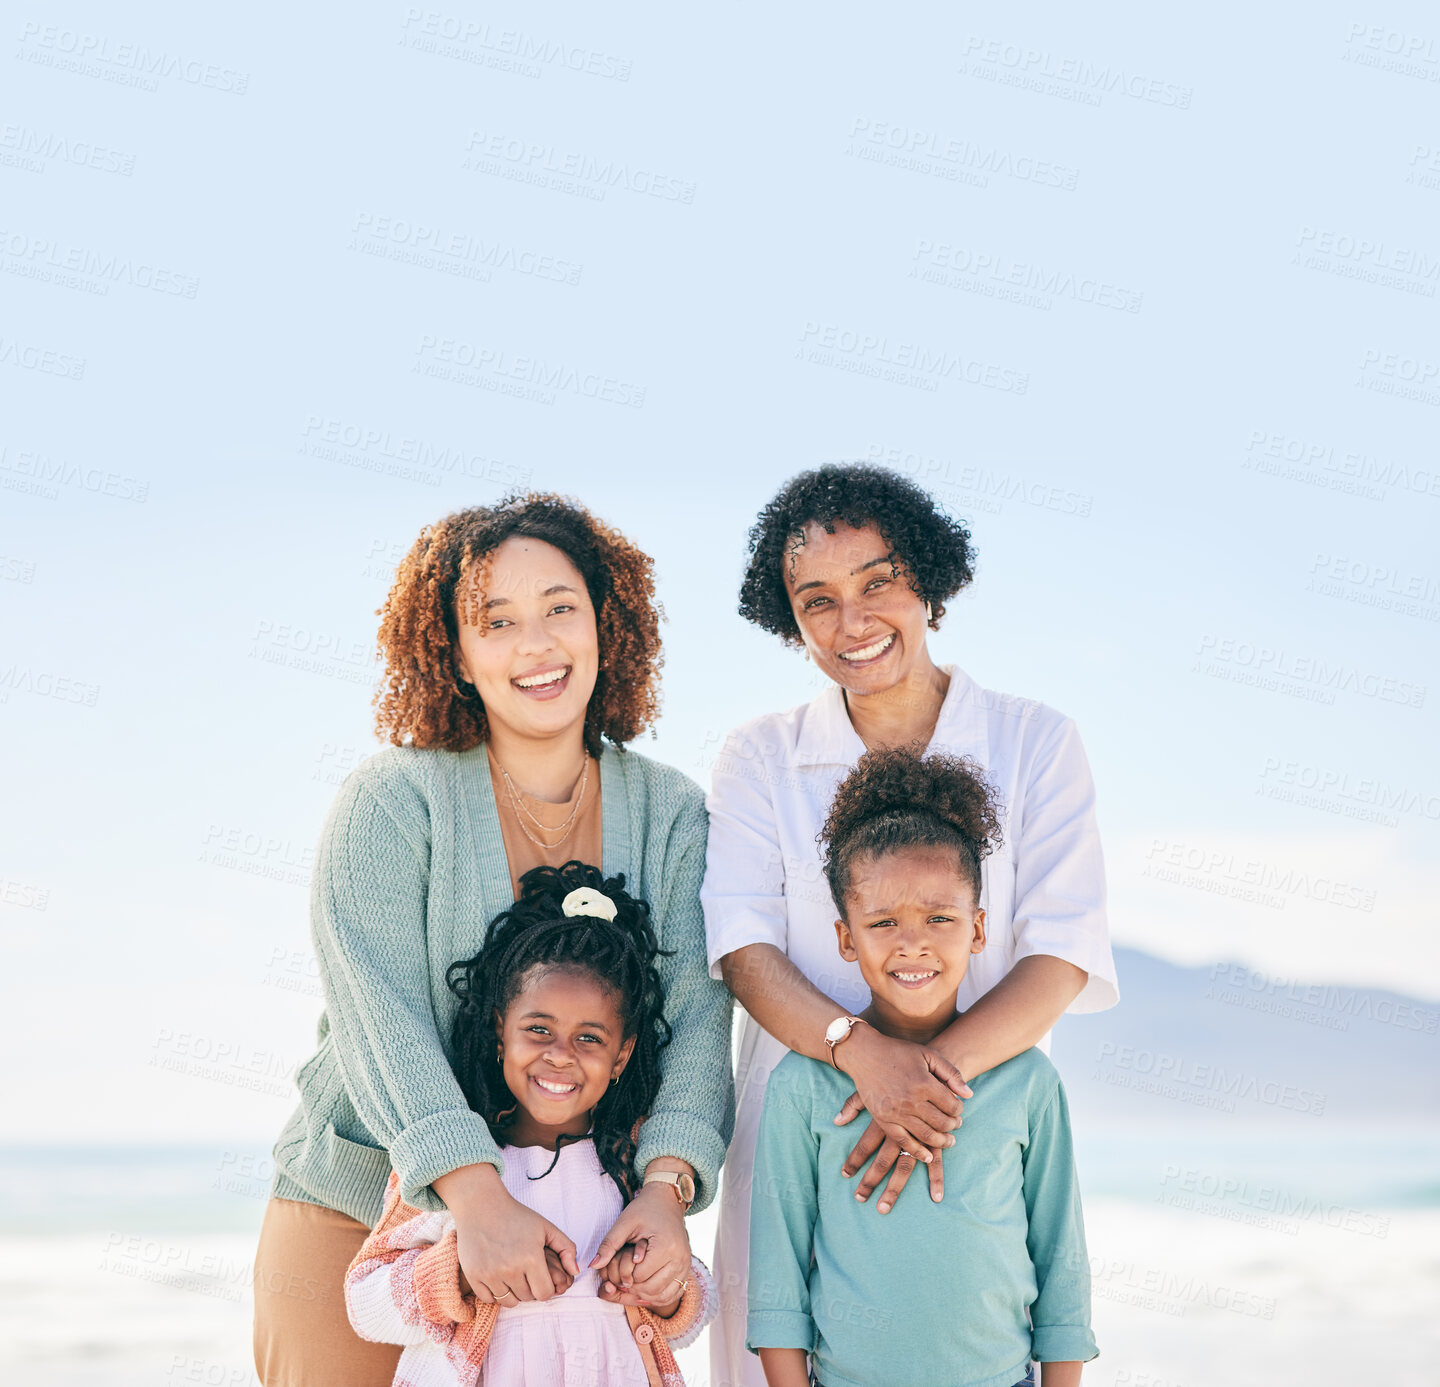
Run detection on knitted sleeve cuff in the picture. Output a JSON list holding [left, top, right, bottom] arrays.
[[389, 1109, 504, 1209], [633, 1110, 727, 1215], [412, 1229, 475, 1326]]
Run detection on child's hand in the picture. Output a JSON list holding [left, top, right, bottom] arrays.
[[544, 1246, 574, 1297], [597, 1242, 640, 1299], [598, 1242, 684, 1315]]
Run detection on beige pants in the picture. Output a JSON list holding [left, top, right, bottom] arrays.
[[252, 1196, 403, 1387]]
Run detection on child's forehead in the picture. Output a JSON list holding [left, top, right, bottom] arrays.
[[507, 962, 623, 1013], [846, 844, 977, 907]]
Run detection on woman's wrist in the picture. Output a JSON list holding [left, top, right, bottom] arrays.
[[633, 1180, 688, 1221], [433, 1161, 506, 1217], [641, 1157, 696, 1212], [832, 1017, 894, 1078], [930, 1014, 977, 1083]]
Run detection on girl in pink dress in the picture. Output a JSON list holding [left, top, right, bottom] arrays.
[[345, 862, 716, 1387]]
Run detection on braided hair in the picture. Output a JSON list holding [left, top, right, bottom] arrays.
[[820, 746, 1004, 915], [447, 861, 672, 1198]]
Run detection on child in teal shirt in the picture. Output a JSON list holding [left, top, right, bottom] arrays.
[[746, 748, 1099, 1387]]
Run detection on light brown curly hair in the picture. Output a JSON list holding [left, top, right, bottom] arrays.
[[373, 493, 663, 755], [820, 746, 1004, 913]]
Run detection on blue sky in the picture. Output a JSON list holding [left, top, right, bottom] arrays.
[[3, 2, 1437, 1141]]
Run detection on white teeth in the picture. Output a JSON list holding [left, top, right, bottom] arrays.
[[893, 970, 937, 982], [516, 668, 567, 689], [838, 634, 894, 662], [534, 1077, 578, 1094]]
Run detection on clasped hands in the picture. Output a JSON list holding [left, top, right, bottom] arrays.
[[831, 1023, 972, 1213], [453, 1177, 689, 1316]]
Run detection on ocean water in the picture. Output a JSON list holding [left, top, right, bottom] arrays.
[[3, 1129, 1438, 1386]]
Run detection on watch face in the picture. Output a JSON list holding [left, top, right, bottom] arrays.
[[679, 1173, 696, 1204], [825, 1017, 850, 1045]]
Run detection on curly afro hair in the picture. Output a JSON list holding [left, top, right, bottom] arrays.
[[446, 861, 672, 1199], [373, 493, 662, 756], [820, 746, 1004, 914], [738, 463, 975, 645]]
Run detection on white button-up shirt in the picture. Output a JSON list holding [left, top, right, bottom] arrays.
[[701, 664, 1119, 1018], [700, 665, 1118, 1387]]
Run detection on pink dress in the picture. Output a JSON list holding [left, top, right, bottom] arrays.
[[345, 1138, 715, 1387], [484, 1140, 663, 1386]]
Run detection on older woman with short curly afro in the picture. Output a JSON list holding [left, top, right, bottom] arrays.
[[701, 463, 1119, 1387], [252, 493, 732, 1387]]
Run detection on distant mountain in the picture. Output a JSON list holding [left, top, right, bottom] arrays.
[[1050, 947, 1440, 1124]]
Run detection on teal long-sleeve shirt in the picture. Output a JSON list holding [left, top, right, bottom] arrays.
[[747, 1047, 1098, 1387]]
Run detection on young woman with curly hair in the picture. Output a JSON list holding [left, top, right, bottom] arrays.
[[252, 494, 733, 1387], [702, 464, 1118, 1387]]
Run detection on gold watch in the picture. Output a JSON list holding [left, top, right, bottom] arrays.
[[643, 1170, 696, 1211]]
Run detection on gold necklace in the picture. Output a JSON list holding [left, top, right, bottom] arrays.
[[496, 756, 590, 849], [501, 757, 589, 834]]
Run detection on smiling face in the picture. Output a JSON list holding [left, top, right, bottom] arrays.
[[835, 844, 986, 1041], [783, 519, 934, 697], [495, 965, 635, 1148], [454, 536, 599, 747]]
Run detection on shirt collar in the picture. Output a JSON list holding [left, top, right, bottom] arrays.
[[794, 663, 986, 767]]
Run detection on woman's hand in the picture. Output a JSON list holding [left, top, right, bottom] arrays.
[[591, 1182, 692, 1308], [437, 1164, 578, 1304], [453, 1196, 579, 1303], [832, 1026, 971, 1212], [458, 1255, 571, 1300], [839, 1126, 949, 1212]]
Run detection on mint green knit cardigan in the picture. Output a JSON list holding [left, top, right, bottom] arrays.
[[270, 743, 734, 1225]]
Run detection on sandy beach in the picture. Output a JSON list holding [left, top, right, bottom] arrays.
[[4, 1164, 1437, 1386]]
